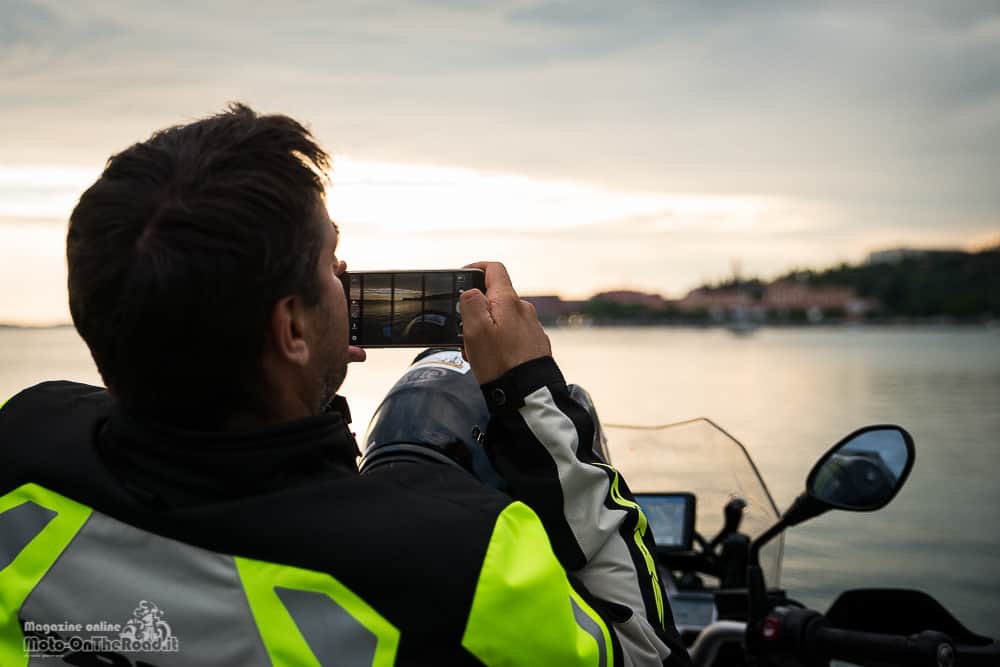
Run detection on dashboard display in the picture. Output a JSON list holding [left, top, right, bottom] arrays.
[[635, 493, 695, 551]]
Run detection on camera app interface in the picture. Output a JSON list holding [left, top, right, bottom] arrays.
[[348, 272, 467, 346]]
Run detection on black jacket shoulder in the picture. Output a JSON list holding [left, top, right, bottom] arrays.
[[0, 381, 515, 664]]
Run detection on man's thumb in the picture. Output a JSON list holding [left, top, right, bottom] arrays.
[[459, 288, 492, 337]]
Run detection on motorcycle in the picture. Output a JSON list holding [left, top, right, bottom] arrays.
[[610, 418, 999, 667], [361, 350, 1000, 667]]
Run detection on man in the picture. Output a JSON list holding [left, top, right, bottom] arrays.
[[0, 104, 690, 666]]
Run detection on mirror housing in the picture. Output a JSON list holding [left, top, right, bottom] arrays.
[[806, 424, 915, 512]]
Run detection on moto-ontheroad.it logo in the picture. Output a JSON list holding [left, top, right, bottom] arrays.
[[23, 600, 180, 657]]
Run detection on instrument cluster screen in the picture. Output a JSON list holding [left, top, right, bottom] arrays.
[[635, 493, 695, 551]]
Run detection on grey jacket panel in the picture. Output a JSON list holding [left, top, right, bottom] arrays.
[[20, 510, 270, 666]]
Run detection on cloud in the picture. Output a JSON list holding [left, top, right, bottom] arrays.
[[0, 165, 97, 220], [3, 1, 998, 201], [1, 0, 998, 321]]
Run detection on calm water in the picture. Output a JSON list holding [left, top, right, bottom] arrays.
[[2, 325, 999, 634]]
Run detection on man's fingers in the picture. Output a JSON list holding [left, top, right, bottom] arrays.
[[348, 345, 367, 363], [457, 262, 550, 384], [463, 261, 517, 299], [463, 261, 491, 271], [459, 288, 493, 337]]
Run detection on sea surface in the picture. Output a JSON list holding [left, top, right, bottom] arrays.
[[2, 325, 999, 634]]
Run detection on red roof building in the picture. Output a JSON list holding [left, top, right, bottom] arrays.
[[592, 290, 667, 309]]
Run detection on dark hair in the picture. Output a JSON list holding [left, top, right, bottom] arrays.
[[68, 103, 331, 428]]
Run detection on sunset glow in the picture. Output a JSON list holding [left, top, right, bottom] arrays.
[[0, 159, 801, 325]]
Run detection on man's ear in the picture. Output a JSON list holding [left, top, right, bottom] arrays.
[[269, 295, 310, 367]]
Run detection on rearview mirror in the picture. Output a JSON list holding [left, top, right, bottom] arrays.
[[806, 425, 914, 511]]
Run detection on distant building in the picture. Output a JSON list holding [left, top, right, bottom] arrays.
[[674, 282, 875, 321], [527, 276, 882, 325], [676, 288, 753, 311], [675, 288, 757, 322], [592, 290, 667, 309], [764, 281, 873, 319], [521, 295, 585, 323]]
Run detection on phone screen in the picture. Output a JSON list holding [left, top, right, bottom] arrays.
[[344, 270, 485, 348]]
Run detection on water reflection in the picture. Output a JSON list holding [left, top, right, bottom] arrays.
[[2, 325, 999, 634]]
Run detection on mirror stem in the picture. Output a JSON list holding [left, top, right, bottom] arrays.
[[747, 519, 786, 620], [745, 523, 781, 663], [746, 494, 828, 628]]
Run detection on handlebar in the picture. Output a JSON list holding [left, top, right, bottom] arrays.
[[809, 624, 953, 667], [760, 607, 971, 667]]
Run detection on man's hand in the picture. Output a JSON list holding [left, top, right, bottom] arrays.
[[460, 262, 551, 385]]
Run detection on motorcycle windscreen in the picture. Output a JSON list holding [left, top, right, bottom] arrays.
[[605, 418, 784, 587]]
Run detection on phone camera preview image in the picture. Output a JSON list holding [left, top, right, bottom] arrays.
[[345, 270, 482, 348]]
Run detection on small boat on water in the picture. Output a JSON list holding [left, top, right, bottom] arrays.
[[725, 320, 757, 336]]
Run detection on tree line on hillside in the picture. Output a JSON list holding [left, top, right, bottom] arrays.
[[779, 247, 1000, 319]]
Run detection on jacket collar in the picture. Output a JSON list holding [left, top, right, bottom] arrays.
[[97, 396, 360, 509]]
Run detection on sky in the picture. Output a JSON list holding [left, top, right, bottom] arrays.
[[1, 0, 999, 324]]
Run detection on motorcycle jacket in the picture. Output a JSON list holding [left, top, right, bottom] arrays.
[[0, 356, 690, 666]]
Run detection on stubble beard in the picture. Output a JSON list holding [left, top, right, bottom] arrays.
[[314, 306, 349, 413], [318, 356, 347, 412]]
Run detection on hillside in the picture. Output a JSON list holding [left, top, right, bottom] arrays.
[[779, 247, 1000, 319]]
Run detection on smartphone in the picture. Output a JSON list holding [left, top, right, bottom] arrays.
[[343, 269, 486, 348]]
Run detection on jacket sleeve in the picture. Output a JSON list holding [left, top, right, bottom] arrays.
[[480, 356, 691, 667], [461, 500, 619, 667]]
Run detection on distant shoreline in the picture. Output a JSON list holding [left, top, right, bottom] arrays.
[[0, 323, 75, 330], [540, 320, 1000, 330], [2, 321, 997, 332]]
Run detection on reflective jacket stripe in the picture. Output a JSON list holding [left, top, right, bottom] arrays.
[[0, 484, 399, 666], [595, 463, 664, 627], [0, 484, 91, 667], [235, 556, 400, 667], [462, 501, 614, 666]]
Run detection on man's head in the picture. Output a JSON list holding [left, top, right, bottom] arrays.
[[68, 103, 351, 429]]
